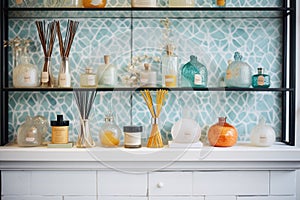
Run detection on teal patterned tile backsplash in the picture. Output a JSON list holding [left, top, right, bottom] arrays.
[[7, 0, 283, 144]]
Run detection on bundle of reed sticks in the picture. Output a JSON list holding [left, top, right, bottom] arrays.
[[35, 20, 56, 87], [56, 20, 79, 58], [73, 90, 97, 148], [141, 89, 168, 148]]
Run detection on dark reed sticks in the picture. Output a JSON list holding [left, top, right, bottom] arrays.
[[35, 20, 56, 87], [56, 20, 79, 58]]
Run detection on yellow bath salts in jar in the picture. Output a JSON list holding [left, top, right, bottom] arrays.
[[99, 113, 122, 147], [100, 131, 120, 146]]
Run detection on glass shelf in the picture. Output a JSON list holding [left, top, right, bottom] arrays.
[[3, 87, 295, 92], [4, 7, 292, 19]]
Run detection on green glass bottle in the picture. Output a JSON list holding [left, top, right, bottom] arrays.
[[252, 68, 270, 88], [181, 55, 207, 88]]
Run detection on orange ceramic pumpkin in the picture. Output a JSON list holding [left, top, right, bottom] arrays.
[[207, 117, 238, 147]]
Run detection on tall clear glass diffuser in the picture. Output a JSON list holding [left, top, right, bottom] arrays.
[[73, 90, 97, 148]]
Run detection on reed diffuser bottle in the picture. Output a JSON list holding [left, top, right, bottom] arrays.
[[56, 20, 79, 88], [74, 91, 97, 148], [35, 20, 56, 87]]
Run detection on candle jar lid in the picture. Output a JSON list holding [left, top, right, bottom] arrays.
[[123, 126, 143, 133]]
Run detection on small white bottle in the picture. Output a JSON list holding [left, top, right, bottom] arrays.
[[169, 0, 195, 7], [250, 118, 276, 147], [97, 55, 117, 87], [140, 63, 157, 87], [80, 67, 96, 88], [131, 0, 156, 7]]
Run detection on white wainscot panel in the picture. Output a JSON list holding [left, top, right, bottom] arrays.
[[193, 171, 269, 196], [2, 196, 62, 200], [98, 171, 147, 196], [64, 196, 97, 200], [31, 171, 97, 195], [149, 172, 193, 196], [270, 171, 296, 195], [237, 196, 296, 200], [99, 197, 148, 200], [205, 196, 237, 200], [1, 171, 31, 195], [149, 196, 204, 200]]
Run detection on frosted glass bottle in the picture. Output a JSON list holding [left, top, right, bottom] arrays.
[[252, 68, 270, 88], [99, 114, 122, 147], [97, 55, 117, 87], [181, 55, 207, 87], [162, 45, 178, 87], [140, 63, 157, 87], [80, 67, 96, 87], [250, 118, 275, 147], [131, 0, 156, 7], [169, 0, 195, 7], [17, 117, 42, 147], [13, 51, 39, 88], [225, 52, 252, 88]]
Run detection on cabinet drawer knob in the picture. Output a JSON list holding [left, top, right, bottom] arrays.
[[157, 182, 164, 188]]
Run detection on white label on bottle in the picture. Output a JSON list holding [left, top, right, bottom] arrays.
[[87, 75, 96, 86], [59, 73, 71, 87], [41, 72, 49, 83], [194, 74, 202, 85], [25, 137, 35, 142], [24, 72, 31, 83], [124, 132, 141, 146], [91, 0, 102, 5]]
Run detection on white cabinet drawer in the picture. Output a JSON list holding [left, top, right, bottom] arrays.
[[193, 171, 269, 195], [149, 172, 192, 196], [98, 171, 147, 196], [237, 196, 296, 200], [270, 171, 296, 195]]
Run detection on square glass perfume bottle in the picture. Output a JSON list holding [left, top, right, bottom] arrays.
[[252, 68, 270, 88]]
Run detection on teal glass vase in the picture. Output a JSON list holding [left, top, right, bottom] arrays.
[[181, 55, 207, 88], [252, 68, 270, 88]]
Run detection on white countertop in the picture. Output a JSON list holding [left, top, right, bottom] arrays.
[[1, 143, 300, 171]]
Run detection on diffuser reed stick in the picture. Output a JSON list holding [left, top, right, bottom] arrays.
[[141, 89, 168, 148], [56, 20, 79, 58], [35, 20, 56, 87], [73, 90, 97, 148], [56, 20, 79, 87]]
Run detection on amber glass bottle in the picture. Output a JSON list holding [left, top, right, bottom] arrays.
[[207, 117, 238, 147], [82, 0, 106, 8]]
